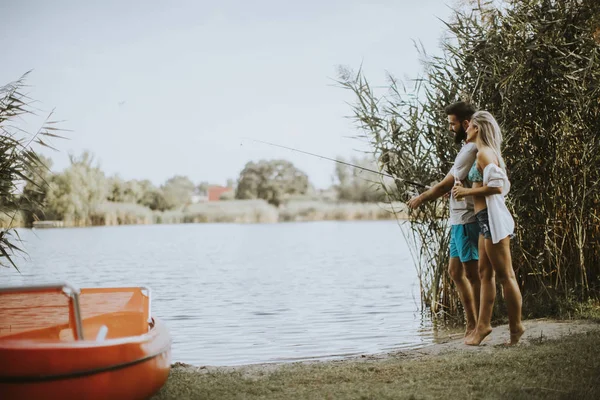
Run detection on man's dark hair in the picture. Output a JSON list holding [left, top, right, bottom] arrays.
[[444, 101, 476, 122]]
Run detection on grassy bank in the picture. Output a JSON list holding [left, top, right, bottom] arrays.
[[152, 323, 600, 400], [135, 199, 406, 225], [17, 199, 408, 228], [278, 200, 407, 222]]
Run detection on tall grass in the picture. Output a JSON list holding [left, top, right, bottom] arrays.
[[0, 72, 66, 269], [87, 200, 279, 225], [91, 202, 154, 226], [58, 199, 406, 227], [181, 200, 279, 224], [279, 200, 407, 222], [339, 0, 600, 318]]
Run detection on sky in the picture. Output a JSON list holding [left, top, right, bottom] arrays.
[[1, 0, 457, 189]]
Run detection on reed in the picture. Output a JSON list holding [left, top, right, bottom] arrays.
[[0, 72, 66, 269], [339, 0, 600, 319], [87, 200, 405, 226], [90, 202, 154, 226], [181, 200, 279, 224], [279, 200, 406, 222]]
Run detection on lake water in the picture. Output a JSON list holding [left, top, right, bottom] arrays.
[[1, 221, 436, 366]]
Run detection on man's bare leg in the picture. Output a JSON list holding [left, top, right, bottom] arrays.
[[448, 257, 477, 336], [464, 259, 480, 327]]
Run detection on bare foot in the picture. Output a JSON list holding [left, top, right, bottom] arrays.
[[465, 325, 476, 338], [465, 327, 492, 346], [463, 332, 474, 345], [509, 325, 525, 345]]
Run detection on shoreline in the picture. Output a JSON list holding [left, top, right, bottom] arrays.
[[152, 318, 600, 399], [24, 215, 410, 230], [166, 318, 599, 374]]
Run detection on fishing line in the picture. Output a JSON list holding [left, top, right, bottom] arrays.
[[240, 137, 429, 189]]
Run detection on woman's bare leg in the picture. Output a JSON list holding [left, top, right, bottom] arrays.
[[465, 235, 494, 345], [486, 237, 525, 345]]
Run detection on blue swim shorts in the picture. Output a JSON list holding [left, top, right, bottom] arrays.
[[449, 222, 480, 262]]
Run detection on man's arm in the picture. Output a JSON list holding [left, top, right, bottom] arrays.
[[407, 172, 454, 209]]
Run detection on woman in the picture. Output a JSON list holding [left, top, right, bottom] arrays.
[[452, 111, 524, 346]]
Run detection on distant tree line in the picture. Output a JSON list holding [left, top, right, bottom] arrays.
[[21, 151, 227, 226], [19, 150, 388, 226]]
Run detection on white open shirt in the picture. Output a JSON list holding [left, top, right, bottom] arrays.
[[483, 163, 515, 244]]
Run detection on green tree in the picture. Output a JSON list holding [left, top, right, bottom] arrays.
[[196, 181, 210, 196], [45, 151, 108, 226], [235, 160, 309, 206], [161, 175, 195, 209], [137, 179, 169, 211], [123, 180, 143, 204], [106, 176, 144, 204], [107, 175, 126, 203], [333, 156, 391, 202]]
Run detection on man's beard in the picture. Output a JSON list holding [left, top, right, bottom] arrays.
[[454, 127, 467, 144]]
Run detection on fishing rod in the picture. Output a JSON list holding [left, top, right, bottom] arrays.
[[241, 137, 430, 190]]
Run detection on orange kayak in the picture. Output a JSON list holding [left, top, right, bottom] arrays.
[[0, 283, 171, 400]]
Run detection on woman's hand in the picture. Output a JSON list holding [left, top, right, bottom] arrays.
[[452, 184, 470, 200]]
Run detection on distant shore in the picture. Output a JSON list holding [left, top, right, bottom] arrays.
[[22, 200, 410, 229], [151, 319, 600, 400]]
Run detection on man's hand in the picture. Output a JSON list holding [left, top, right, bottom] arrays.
[[407, 194, 424, 209]]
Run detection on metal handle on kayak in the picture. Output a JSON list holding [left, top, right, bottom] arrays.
[[140, 286, 152, 324], [0, 282, 84, 340]]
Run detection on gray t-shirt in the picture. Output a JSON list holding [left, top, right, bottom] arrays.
[[449, 142, 477, 226]]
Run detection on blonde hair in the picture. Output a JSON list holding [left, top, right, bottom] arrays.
[[471, 111, 506, 170]]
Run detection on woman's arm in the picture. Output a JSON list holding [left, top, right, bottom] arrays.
[[452, 184, 502, 199], [452, 149, 502, 198]]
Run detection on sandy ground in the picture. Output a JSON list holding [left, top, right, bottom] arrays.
[[170, 318, 600, 377]]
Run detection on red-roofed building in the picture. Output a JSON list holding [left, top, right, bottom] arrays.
[[207, 185, 233, 201]]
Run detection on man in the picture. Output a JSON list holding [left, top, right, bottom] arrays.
[[407, 101, 480, 338]]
